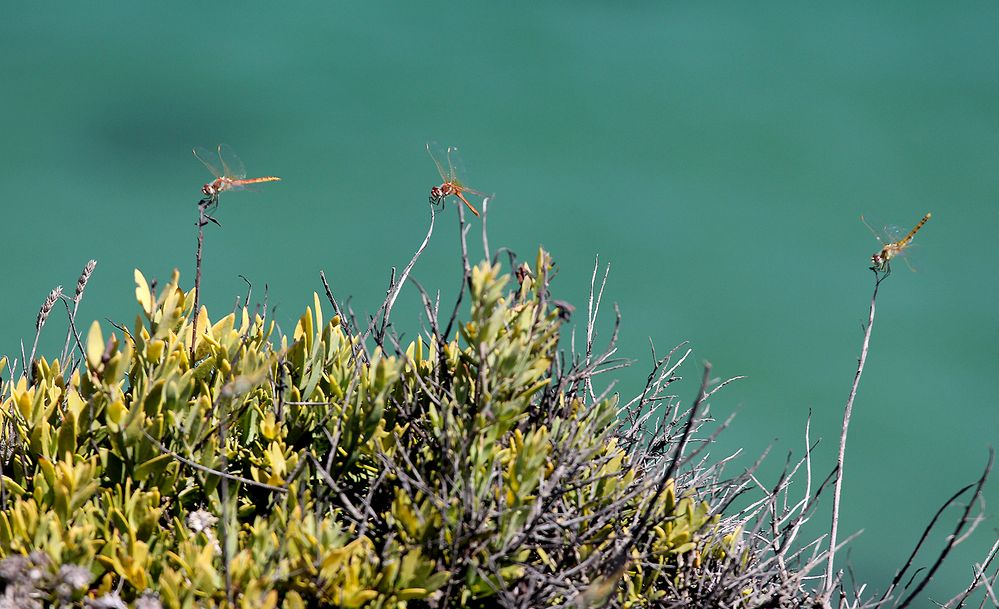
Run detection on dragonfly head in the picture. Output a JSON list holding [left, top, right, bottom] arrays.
[[871, 248, 890, 271], [429, 186, 444, 205], [202, 182, 217, 197]]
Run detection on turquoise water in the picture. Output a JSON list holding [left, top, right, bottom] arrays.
[[3, 3, 997, 600]]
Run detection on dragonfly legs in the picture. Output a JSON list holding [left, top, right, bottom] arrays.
[[198, 196, 222, 227], [869, 261, 892, 278]]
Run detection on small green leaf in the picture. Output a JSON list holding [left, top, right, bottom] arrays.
[[134, 453, 173, 481], [56, 408, 77, 458]]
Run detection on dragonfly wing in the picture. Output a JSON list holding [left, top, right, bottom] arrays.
[[460, 185, 492, 198], [446, 146, 466, 182], [888, 240, 921, 272], [217, 143, 247, 180], [193, 146, 224, 179], [882, 224, 905, 243], [861, 215, 900, 245], [895, 243, 920, 272], [426, 141, 449, 182]]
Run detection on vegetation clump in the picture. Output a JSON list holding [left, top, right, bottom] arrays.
[[0, 238, 990, 608], [0, 249, 759, 608]]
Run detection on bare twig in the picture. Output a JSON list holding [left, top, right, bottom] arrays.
[[825, 269, 887, 595], [141, 429, 286, 493], [443, 207, 473, 342], [583, 258, 611, 401], [481, 196, 491, 262], [942, 536, 999, 608], [58, 298, 85, 375], [894, 450, 993, 609], [379, 204, 436, 339], [191, 196, 217, 363], [219, 402, 233, 605]]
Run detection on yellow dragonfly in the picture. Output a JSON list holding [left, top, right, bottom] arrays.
[[861, 212, 931, 274]]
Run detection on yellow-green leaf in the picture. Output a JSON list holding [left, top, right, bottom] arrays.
[[86, 321, 104, 370], [134, 269, 153, 316]]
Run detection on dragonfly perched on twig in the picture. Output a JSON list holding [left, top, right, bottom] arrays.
[[426, 142, 489, 217], [193, 144, 281, 200], [861, 212, 932, 274]]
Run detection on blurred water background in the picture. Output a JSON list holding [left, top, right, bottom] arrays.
[[2, 2, 997, 600]]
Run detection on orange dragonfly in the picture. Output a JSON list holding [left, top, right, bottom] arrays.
[[426, 142, 489, 217], [193, 144, 281, 199], [861, 212, 932, 273]]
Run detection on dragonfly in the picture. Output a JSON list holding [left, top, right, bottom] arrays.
[[426, 142, 489, 217], [861, 212, 932, 273], [193, 144, 281, 199]]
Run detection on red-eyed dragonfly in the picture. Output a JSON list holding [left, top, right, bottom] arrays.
[[426, 142, 489, 217], [193, 144, 280, 199]]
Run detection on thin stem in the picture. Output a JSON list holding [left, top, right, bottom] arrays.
[[381, 204, 436, 333], [61, 260, 97, 366], [480, 196, 491, 263], [895, 450, 992, 609], [583, 258, 610, 400], [191, 197, 214, 363], [219, 402, 233, 605], [28, 286, 63, 383], [140, 429, 286, 492], [825, 269, 886, 596], [59, 298, 86, 374], [443, 206, 472, 342]]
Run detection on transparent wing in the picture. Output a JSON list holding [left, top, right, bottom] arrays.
[[193, 146, 223, 179], [460, 185, 492, 197], [447, 146, 491, 197], [446, 146, 466, 183], [426, 141, 449, 182], [882, 224, 905, 243], [860, 215, 901, 244], [896, 241, 920, 270], [217, 143, 247, 179]]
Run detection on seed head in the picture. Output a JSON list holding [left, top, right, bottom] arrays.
[[74, 259, 97, 302], [36, 286, 63, 331]]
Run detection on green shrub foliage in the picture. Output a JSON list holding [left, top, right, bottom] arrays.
[[0, 250, 741, 608]]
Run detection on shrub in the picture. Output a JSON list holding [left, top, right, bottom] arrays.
[[0, 238, 990, 609], [0, 250, 746, 608]]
